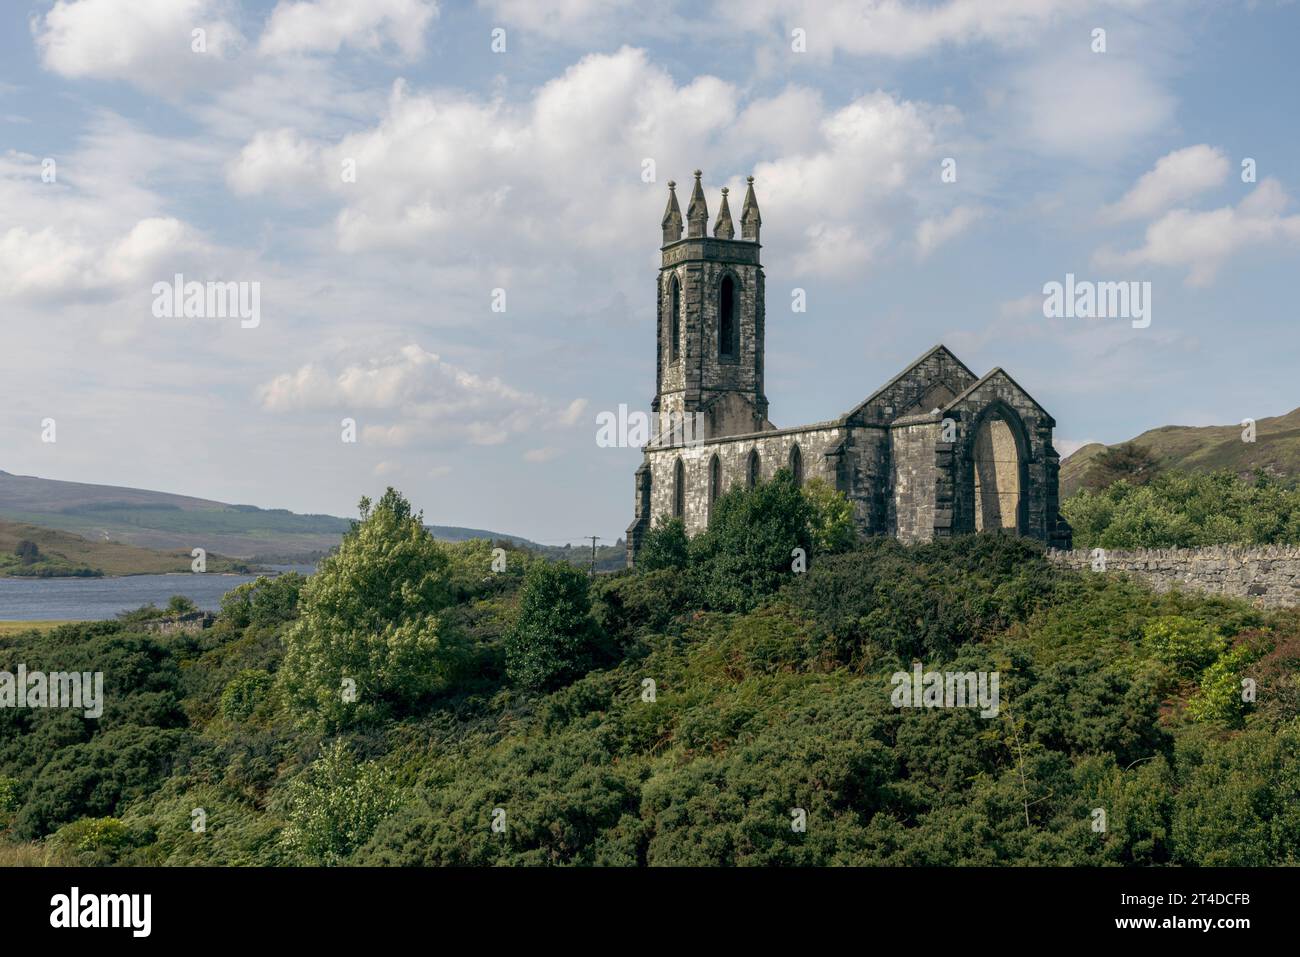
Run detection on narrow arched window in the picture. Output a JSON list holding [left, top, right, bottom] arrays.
[[747, 449, 760, 488], [719, 275, 735, 359], [673, 458, 685, 518], [789, 444, 802, 486], [669, 275, 680, 362], [709, 454, 721, 508]]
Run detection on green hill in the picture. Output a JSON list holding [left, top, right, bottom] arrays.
[[1061, 407, 1300, 497], [0, 519, 255, 577], [0, 470, 535, 561]]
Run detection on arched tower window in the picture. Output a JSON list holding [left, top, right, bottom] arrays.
[[669, 275, 681, 363], [719, 275, 736, 360], [709, 454, 721, 509], [673, 458, 686, 519], [747, 449, 760, 488], [789, 444, 802, 485]]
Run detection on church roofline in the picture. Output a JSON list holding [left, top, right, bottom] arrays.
[[842, 343, 978, 422], [941, 366, 1055, 425], [642, 417, 847, 452]]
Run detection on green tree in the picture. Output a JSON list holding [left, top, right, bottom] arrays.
[[504, 561, 597, 690], [802, 477, 856, 555], [1085, 442, 1161, 491], [166, 595, 198, 616], [637, 516, 689, 571], [690, 468, 813, 612], [278, 488, 453, 729]]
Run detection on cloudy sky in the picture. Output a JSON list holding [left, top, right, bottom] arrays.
[[2, 0, 1299, 544]]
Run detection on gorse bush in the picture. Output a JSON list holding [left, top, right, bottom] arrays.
[[504, 560, 598, 690], [636, 516, 689, 572], [3, 481, 1297, 867], [689, 467, 813, 612], [281, 741, 403, 866], [1064, 470, 1300, 549]]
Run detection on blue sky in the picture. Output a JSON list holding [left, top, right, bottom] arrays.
[[2, 0, 1299, 544]]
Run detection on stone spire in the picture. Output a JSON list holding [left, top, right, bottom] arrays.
[[740, 175, 761, 242], [713, 187, 735, 239], [661, 180, 682, 244], [686, 169, 708, 238]]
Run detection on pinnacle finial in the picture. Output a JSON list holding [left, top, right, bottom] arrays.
[[741, 174, 761, 242], [686, 169, 708, 238], [713, 186, 735, 239], [661, 179, 683, 244]]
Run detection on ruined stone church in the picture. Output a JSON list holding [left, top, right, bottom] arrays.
[[626, 170, 1072, 565]]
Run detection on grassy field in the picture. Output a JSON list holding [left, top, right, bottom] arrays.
[[0, 519, 255, 577], [0, 620, 76, 636]]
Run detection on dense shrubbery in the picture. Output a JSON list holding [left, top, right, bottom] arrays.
[[2, 480, 1298, 867], [1064, 469, 1300, 548]]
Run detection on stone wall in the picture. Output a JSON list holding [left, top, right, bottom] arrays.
[[642, 421, 848, 536], [1047, 545, 1300, 609], [888, 416, 939, 543]]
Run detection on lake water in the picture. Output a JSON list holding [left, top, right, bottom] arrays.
[[0, 565, 316, 621]]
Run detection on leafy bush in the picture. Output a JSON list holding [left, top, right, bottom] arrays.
[[220, 670, 275, 722], [1064, 470, 1300, 548], [689, 468, 812, 612], [219, 573, 305, 630], [802, 478, 856, 555], [281, 741, 402, 865], [49, 817, 134, 865], [504, 561, 597, 690], [1142, 615, 1226, 678], [637, 516, 689, 571]]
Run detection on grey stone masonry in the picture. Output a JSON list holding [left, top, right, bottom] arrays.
[[628, 171, 1072, 565], [1048, 546, 1300, 609]]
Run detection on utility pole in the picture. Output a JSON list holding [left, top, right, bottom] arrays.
[[587, 536, 600, 576]]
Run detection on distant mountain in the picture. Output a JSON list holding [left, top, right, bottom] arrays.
[[1061, 406, 1300, 497], [0, 471, 536, 560]]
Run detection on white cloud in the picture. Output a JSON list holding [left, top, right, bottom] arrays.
[[259, 0, 438, 58], [476, 0, 641, 41], [724, 0, 1148, 59], [258, 345, 584, 447], [225, 48, 950, 277], [1095, 178, 1300, 286], [524, 447, 559, 463], [0, 216, 195, 300], [34, 0, 244, 94], [1008, 52, 1175, 160], [1101, 145, 1230, 223], [916, 205, 982, 259], [1054, 438, 1096, 458], [225, 128, 322, 196]]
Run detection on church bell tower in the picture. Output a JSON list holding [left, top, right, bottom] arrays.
[[654, 170, 768, 442]]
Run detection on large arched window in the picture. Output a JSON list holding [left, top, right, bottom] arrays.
[[673, 457, 685, 519], [719, 275, 736, 360], [789, 444, 802, 486], [709, 454, 721, 510], [746, 449, 760, 488], [669, 275, 681, 362]]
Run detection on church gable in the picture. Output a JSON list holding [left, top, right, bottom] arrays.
[[844, 344, 978, 427], [941, 367, 1055, 426]]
